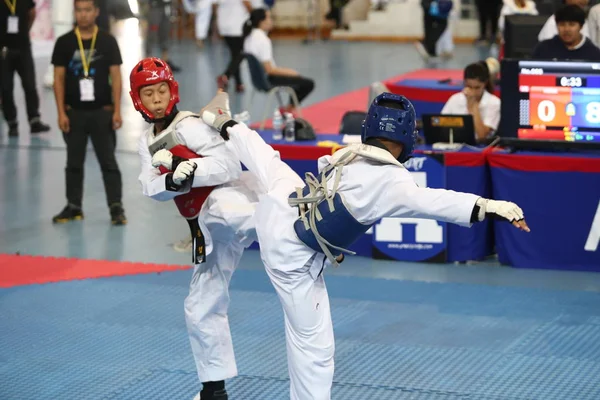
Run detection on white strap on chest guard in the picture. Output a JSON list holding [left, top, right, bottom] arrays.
[[147, 111, 198, 155], [288, 144, 404, 266]]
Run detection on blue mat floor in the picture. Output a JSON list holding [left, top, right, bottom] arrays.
[[2, 265, 600, 400]]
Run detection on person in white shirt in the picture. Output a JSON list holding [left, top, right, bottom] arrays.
[[182, 0, 215, 48], [588, 3, 600, 46], [243, 8, 315, 113], [538, 0, 589, 41], [498, 0, 538, 36], [441, 62, 501, 141], [215, 0, 252, 92]]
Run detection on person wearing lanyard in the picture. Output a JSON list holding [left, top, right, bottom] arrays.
[[0, 0, 51, 137], [50, 0, 127, 225]]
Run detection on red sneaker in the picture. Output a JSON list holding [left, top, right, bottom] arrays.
[[217, 75, 228, 91]]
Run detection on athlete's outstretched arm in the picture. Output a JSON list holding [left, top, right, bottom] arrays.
[[382, 171, 530, 231]]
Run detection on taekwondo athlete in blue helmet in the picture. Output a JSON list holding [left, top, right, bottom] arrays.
[[200, 90, 530, 400]]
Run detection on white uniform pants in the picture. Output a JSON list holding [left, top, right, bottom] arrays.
[[184, 174, 260, 383], [195, 4, 213, 40], [185, 239, 244, 382], [225, 125, 336, 400]]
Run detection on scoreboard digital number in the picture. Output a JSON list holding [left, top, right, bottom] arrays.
[[529, 86, 600, 127], [557, 76, 586, 88]]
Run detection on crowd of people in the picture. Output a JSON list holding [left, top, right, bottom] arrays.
[[415, 0, 600, 61], [428, 0, 600, 145]]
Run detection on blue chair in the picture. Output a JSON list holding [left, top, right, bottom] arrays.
[[242, 52, 302, 129]]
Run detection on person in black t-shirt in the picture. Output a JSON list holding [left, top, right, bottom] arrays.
[[533, 5, 600, 61], [0, 0, 50, 136], [51, 0, 126, 225]]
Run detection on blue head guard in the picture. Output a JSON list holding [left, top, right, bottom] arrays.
[[361, 92, 417, 163]]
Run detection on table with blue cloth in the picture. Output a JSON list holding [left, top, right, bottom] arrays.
[[487, 150, 600, 272], [255, 131, 493, 264]]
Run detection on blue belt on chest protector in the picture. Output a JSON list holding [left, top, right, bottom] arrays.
[[289, 183, 371, 259]]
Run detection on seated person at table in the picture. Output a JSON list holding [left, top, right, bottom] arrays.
[[243, 8, 315, 114], [532, 5, 600, 61], [538, 0, 590, 41], [441, 62, 500, 142]]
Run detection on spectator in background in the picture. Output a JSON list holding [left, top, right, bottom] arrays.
[[533, 4, 600, 61], [497, 0, 538, 59], [441, 62, 501, 142], [538, 0, 589, 41], [588, 2, 600, 46], [0, 0, 51, 137], [182, 0, 214, 49], [44, 1, 110, 89], [215, 0, 254, 92], [325, 0, 350, 29], [51, 0, 126, 225], [415, 0, 453, 61], [436, 3, 457, 59], [475, 0, 503, 44], [243, 8, 314, 114], [498, 0, 538, 36], [143, 0, 181, 71]]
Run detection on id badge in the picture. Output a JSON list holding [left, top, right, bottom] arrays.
[[7, 16, 19, 34], [79, 78, 95, 102]]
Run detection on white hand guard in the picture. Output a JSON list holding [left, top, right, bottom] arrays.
[[476, 198, 525, 223], [172, 160, 197, 185], [151, 149, 173, 170], [200, 91, 236, 139]]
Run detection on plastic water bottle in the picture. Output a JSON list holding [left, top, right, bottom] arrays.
[[272, 109, 283, 140], [284, 113, 295, 142]]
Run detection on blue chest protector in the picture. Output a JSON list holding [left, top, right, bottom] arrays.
[[288, 150, 372, 266]]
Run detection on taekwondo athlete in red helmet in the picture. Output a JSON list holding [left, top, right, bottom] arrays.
[[130, 57, 262, 400], [199, 90, 530, 400]]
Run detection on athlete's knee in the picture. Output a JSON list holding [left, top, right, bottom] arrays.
[[184, 289, 231, 323]]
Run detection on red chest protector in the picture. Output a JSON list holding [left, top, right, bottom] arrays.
[[148, 112, 217, 264], [158, 144, 215, 219], [148, 112, 216, 220]]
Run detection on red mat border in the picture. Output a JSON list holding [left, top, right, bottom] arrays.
[[0, 254, 191, 288]]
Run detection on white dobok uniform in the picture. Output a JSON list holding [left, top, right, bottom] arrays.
[[220, 123, 481, 400], [138, 112, 263, 383]]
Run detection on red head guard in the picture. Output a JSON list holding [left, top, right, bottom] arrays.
[[129, 57, 180, 122]]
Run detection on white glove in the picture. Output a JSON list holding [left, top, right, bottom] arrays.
[[172, 160, 197, 185], [200, 90, 235, 137], [476, 198, 530, 232], [151, 149, 173, 170]]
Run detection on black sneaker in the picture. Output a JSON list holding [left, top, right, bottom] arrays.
[[110, 203, 127, 225], [52, 204, 84, 223], [30, 118, 51, 134], [8, 124, 18, 137]]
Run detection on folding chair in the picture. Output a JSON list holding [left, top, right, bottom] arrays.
[[243, 53, 302, 130]]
